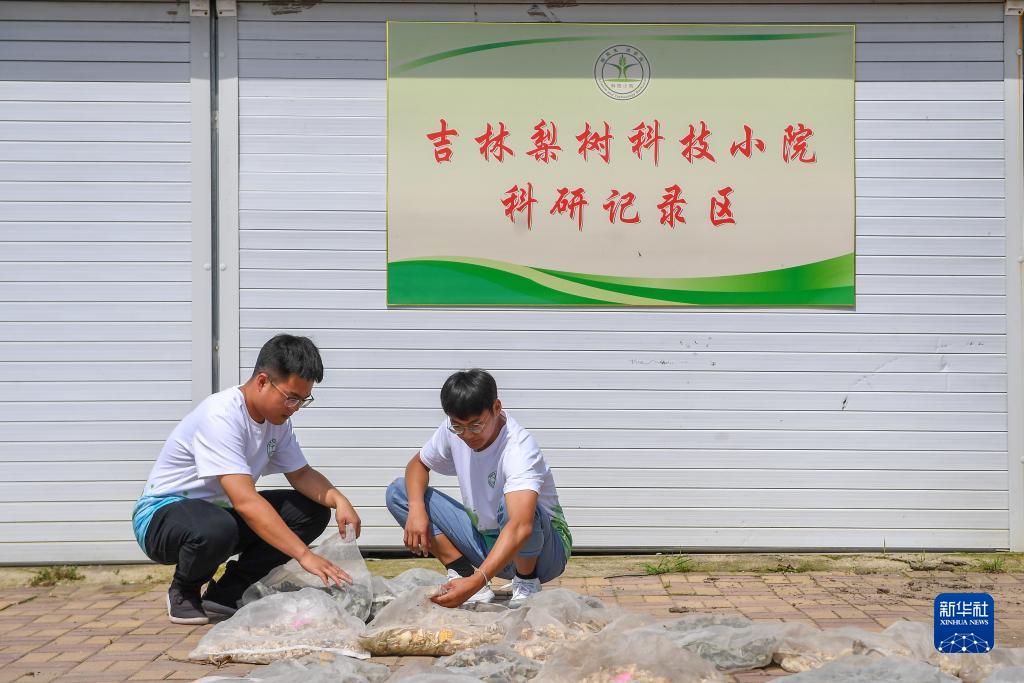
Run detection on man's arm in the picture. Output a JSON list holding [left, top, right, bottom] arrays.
[[285, 465, 361, 537], [220, 473, 352, 586], [404, 453, 432, 556], [432, 489, 538, 608]]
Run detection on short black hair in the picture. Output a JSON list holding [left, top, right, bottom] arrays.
[[251, 334, 324, 383], [440, 369, 498, 420]]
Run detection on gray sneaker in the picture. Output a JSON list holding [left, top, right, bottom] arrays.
[[167, 584, 208, 625], [201, 579, 240, 617], [201, 596, 239, 618]]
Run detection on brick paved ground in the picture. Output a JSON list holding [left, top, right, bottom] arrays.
[[1, 570, 1021, 682]]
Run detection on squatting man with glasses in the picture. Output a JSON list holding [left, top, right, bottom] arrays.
[[131, 334, 361, 624], [386, 368, 573, 609]]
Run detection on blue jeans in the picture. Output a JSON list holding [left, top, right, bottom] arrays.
[[385, 477, 567, 583]]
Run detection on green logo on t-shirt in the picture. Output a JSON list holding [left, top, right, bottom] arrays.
[[488, 471, 497, 488], [267, 438, 278, 458]]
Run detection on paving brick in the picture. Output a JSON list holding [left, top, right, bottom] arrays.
[[702, 598, 736, 608], [7, 662, 76, 677], [13, 672, 66, 682], [103, 641, 142, 653], [60, 675, 128, 683], [3, 568, 1024, 680], [33, 628, 72, 639], [30, 642, 100, 656], [127, 673, 174, 681], [52, 650, 98, 663], [128, 626, 165, 637], [66, 660, 113, 674], [14, 652, 57, 664], [29, 615, 65, 625], [165, 670, 213, 680], [107, 660, 150, 674], [832, 607, 869, 619]]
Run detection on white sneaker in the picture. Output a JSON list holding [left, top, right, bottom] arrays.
[[509, 575, 541, 608], [447, 568, 495, 604]]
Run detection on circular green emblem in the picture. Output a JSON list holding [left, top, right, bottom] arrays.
[[594, 45, 650, 100]]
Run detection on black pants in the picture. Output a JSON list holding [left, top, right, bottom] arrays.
[[143, 489, 330, 603]]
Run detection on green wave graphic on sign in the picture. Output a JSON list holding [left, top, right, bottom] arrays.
[[392, 31, 846, 74], [387, 254, 855, 306]]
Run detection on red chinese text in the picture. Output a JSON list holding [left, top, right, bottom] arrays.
[[527, 119, 561, 164], [476, 122, 514, 162], [679, 121, 716, 163], [426, 118, 459, 163], [710, 186, 735, 227], [576, 121, 613, 164], [730, 125, 765, 159], [657, 184, 688, 228], [782, 123, 817, 163], [629, 120, 663, 166], [603, 189, 641, 224], [549, 187, 588, 230], [502, 183, 536, 229]]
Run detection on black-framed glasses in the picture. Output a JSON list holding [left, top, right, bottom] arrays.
[[269, 379, 314, 409]]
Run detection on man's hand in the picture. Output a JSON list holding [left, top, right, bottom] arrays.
[[334, 499, 362, 539], [431, 573, 485, 609], [404, 508, 432, 557], [289, 467, 361, 538], [297, 548, 353, 587]]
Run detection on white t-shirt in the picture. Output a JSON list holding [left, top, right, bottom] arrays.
[[419, 411, 572, 558], [140, 386, 308, 507]]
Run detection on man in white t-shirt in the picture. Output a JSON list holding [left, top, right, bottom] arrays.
[[385, 369, 572, 609], [132, 335, 361, 624]]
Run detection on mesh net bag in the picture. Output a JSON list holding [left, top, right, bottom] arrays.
[[369, 568, 447, 620], [189, 588, 369, 664], [981, 665, 1024, 682], [773, 620, 963, 675], [770, 622, 861, 673], [956, 647, 1024, 683], [533, 626, 728, 683], [241, 525, 374, 621], [507, 588, 630, 660], [438, 643, 543, 682], [387, 672, 485, 683], [358, 587, 526, 656], [646, 619, 784, 672], [194, 654, 391, 683], [782, 654, 960, 682]]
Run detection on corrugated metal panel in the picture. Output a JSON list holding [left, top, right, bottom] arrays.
[[0, 0, 1009, 562], [0, 0, 195, 562], [235, 1, 1009, 552]]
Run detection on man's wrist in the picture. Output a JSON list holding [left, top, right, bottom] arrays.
[[325, 488, 346, 508], [474, 567, 491, 586]]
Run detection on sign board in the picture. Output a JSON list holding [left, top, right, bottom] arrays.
[[387, 22, 855, 306]]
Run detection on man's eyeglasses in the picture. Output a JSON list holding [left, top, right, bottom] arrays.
[[447, 413, 492, 435], [269, 379, 314, 409]]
